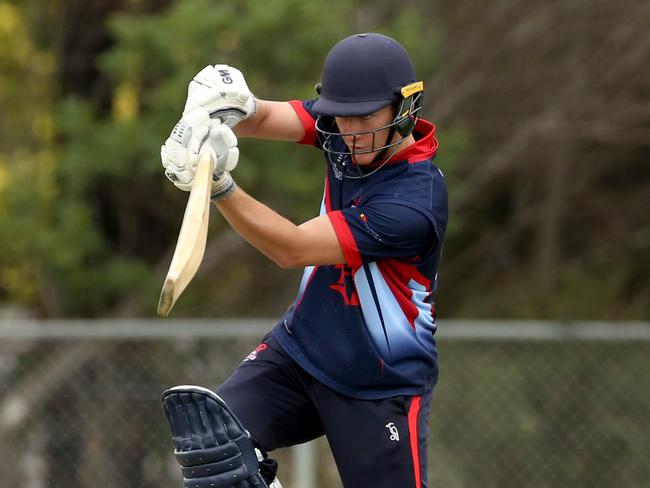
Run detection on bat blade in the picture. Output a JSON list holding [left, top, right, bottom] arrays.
[[157, 149, 215, 316]]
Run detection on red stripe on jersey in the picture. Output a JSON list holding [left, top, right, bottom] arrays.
[[377, 260, 432, 329], [327, 211, 362, 269], [288, 100, 317, 146], [408, 396, 422, 488]]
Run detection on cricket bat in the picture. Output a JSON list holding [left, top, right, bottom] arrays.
[[157, 148, 215, 316]]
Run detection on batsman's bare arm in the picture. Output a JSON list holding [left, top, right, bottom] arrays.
[[225, 99, 343, 267], [215, 187, 345, 269], [234, 100, 305, 142]]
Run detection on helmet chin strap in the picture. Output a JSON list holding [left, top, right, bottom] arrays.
[[344, 102, 399, 178], [342, 128, 405, 180], [353, 95, 418, 168], [370, 125, 397, 164]]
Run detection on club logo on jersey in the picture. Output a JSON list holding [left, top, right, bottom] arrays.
[[330, 264, 360, 306], [385, 422, 400, 441], [331, 154, 346, 180], [244, 343, 268, 362]]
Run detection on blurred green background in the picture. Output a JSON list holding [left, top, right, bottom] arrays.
[[1, 0, 648, 320]]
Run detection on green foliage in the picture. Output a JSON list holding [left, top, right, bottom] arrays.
[[0, 0, 442, 316], [1, 0, 646, 319]]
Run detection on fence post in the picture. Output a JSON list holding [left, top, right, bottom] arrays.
[[292, 440, 316, 488]]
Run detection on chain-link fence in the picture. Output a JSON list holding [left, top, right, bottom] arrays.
[[1, 319, 648, 488]]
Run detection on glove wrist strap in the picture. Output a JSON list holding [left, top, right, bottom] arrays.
[[210, 179, 237, 202]]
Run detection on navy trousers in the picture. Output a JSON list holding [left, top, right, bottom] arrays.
[[217, 333, 432, 488]]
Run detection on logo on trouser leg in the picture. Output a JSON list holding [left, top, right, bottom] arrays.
[[385, 422, 400, 441], [244, 343, 268, 362]]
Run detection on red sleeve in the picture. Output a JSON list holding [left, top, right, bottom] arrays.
[[288, 100, 318, 146], [327, 210, 363, 270]]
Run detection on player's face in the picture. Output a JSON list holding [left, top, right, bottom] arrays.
[[335, 105, 396, 165]]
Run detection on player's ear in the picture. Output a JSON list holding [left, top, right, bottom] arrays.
[[315, 82, 322, 95]]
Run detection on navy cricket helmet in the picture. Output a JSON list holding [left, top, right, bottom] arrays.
[[313, 33, 421, 118], [313, 33, 424, 170]]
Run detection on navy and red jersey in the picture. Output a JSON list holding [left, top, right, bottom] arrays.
[[271, 99, 448, 400]]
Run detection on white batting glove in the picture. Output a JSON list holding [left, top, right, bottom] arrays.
[[183, 64, 256, 128], [161, 110, 239, 191]]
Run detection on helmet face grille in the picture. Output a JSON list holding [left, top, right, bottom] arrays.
[[316, 92, 423, 154]]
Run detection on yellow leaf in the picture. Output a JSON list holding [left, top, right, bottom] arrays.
[[0, 3, 19, 34], [113, 83, 139, 121]]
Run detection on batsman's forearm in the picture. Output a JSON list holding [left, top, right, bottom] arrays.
[[214, 187, 304, 268], [234, 100, 305, 142]]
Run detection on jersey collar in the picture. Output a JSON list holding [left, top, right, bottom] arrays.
[[391, 118, 438, 164]]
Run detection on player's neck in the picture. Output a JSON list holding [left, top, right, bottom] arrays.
[[397, 133, 417, 152], [384, 133, 416, 160]]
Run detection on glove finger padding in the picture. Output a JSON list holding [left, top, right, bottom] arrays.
[[208, 124, 239, 173], [161, 138, 193, 191], [162, 385, 268, 488], [161, 108, 213, 191], [161, 109, 239, 192]]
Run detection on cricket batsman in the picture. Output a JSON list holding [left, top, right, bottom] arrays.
[[160, 33, 448, 488]]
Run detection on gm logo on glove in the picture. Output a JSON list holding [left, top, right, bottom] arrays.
[[218, 69, 233, 84]]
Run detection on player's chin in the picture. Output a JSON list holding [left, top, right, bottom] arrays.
[[351, 151, 377, 166]]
